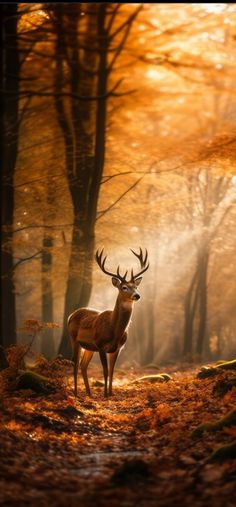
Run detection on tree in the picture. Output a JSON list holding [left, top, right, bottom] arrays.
[[6, 3, 236, 364], [51, 4, 141, 356], [182, 169, 235, 359], [0, 5, 20, 347], [41, 174, 56, 358]]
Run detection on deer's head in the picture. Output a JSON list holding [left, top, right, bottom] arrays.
[[95, 247, 149, 302]]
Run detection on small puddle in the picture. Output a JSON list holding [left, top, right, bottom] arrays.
[[70, 433, 147, 477], [70, 448, 145, 477]]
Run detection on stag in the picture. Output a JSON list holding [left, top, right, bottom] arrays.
[[68, 247, 149, 397]]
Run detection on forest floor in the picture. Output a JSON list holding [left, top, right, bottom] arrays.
[[0, 359, 236, 507]]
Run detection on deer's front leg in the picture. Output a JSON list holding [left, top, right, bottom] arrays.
[[73, 341, 81, 397], [108, 350, 119, 396], [99, 350, 108, 397], [80, 349, 94, 397]]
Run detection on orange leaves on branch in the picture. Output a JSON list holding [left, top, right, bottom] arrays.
[[20, 320, 59, 333], [23, 319, 40, 328], [3, 321, 60, 373], [6, 345, 28, 370], [43, 322, 60, 329]]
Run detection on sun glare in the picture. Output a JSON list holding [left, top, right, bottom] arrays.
[[232, 175, 236, 185], [193, 3, 227, 14], [146, 69, 160, 81]]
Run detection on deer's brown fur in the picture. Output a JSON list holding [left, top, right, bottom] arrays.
[[68, 248, 149, 397]]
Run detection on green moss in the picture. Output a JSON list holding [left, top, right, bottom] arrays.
[[197, 359, 236, 379], [92, 380, 104, 387], [213, 377, 236, 396], [133, 373, 172, 384], [197, 366, 218, 379], [217, 359, 236, 370], [192, 408, 236, 438], [211, 440, 236, 461], [17, 370, 54, 393], [160, 373, 172, 381]]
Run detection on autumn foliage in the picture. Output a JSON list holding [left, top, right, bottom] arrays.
[[1, 3, 236, 505], [0, 354, 236, 506]]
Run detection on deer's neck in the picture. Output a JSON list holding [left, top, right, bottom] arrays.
[[111, 295, 133, 341]]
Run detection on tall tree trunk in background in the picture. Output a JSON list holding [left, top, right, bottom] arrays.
[[183, 268, 199, 358], [51, 4, 139, 356], [196, 249, 209, 357], [140, 286, 155, 366], [143, 303, 155, 365], [133, 303, 147, 366], [55, 4, 109, 357], [41, 180, 55, 358], [0, 5, 19, 347], [41, 232, 55, 357], [182, 171, 230, 362]]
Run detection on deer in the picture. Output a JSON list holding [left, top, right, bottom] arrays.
[[68, 247, 149, 398]]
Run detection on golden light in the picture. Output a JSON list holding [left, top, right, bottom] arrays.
[[37, 9, 49, 19], [194, 3, 227, 14], [232, 175, 236, 185], [146, 68, 161, 81]]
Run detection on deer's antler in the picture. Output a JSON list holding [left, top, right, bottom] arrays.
[[130, 247, 149, 281], [95, 248, 128, 282]]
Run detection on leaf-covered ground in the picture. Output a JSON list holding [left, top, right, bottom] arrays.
[[0, 361, 236, 507]]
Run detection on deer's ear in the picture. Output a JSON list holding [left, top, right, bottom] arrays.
[[135, 277, 142, 286], [112, 277, 121, 288]]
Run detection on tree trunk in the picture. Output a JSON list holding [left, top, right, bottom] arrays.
[[0, 5, 19, 347], [183, 268, 199, 358], [59, 220, 95, 357], [41, 173, 56, 358], [196, 251, 209, 358], [142, 300, 155, 365], [54, 5, 136, 357], [41, 232, 55, 358], [56, 5, 109, 357]]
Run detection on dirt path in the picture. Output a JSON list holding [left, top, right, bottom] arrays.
[[0, 364, 236, 506]]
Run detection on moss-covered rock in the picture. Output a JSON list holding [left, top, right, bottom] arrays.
[[132, 373, 172, 384], [197, 366, 218, 379], [192, 408, 236, 438], [160, 373, 172, 381], [217, 359, 236, 370], [213, 377, 236, 396], [16, 370, 55, 393], [92, 380, 104, 387], [197, 359, 236, 379], [211, 440, 236, 461]]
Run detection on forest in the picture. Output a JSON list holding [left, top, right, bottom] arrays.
[[1, 3, 236, 507]]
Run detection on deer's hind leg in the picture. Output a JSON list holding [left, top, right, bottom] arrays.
[[73, 341, 81, 397], [108, 350, 119, 396], [99, 350, 108, 397], [80, 349, 94, 397]]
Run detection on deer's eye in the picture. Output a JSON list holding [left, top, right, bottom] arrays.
[[122, 286, 128, 291]]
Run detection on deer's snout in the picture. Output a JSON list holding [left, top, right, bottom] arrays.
[[132, 293, 140, 301]]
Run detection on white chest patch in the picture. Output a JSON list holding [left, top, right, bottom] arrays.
[[121, 301, 133, 310]]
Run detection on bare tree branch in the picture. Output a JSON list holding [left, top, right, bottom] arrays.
[[101, 170, 151, 184], [13, 224, 73, 233], [96, 176, 144, 221], [109, 5, 142, 40], [2, 77, 128, 101], [106, 4, 122, 33], [13, 250, 42, 270]]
